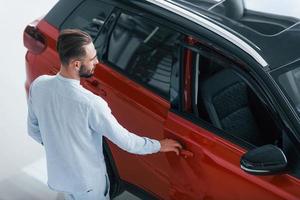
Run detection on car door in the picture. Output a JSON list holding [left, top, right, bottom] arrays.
[[93, 9, 185, 199], [164, 39, 300, 200]]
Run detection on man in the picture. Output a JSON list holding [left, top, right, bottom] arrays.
[[27, 29, 182, 200]]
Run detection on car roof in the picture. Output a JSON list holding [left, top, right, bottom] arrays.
[[127, 0, 300, 70]]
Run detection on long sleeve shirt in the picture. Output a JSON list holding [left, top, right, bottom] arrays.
[[27, 74, 161, 194]]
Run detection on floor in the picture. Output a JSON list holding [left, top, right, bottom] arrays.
[[0, 157, 139, 200]]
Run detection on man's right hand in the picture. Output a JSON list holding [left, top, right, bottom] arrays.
[[159, 138, 183, 155]]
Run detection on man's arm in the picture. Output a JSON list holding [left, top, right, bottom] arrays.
[[27, 86, 43, 145], [89, 99, 182, 155]]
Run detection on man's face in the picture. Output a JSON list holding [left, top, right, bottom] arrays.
[[78, 43, 99, 78]]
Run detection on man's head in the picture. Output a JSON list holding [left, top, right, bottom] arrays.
[[57, 29, 98, 78]]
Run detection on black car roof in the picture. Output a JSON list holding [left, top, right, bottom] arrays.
[[128, 0, 300, 70]]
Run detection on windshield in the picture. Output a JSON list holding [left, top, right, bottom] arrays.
[[172, 0, 300, 68], [274, 60, 300, 114], [207, 0, 300, 36], [171, 0, 300, 36]]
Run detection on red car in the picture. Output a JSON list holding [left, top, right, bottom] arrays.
[[24, 0, 300, 199]]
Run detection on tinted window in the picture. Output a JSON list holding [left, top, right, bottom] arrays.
[[278, 66, 300, 113], [61, 0, 113, 39], [106, 13, 181, 99], [186, 42, 281, 146]]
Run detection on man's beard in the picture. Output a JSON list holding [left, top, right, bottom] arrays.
[[79, 64, 94, 78]]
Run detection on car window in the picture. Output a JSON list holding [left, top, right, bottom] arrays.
[[277, 66, 300, 113], [60, 0, 113, 39], [105, 12, 182, 99], [184, 42, 281, 147]]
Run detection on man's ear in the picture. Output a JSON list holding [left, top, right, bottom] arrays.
[[70, 60, 81, 71]]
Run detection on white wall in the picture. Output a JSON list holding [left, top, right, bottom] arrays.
[[0, 0, 58, 182]]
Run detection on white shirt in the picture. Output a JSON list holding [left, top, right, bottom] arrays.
[[27, 74, 161, 194]]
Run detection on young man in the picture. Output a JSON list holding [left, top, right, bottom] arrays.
[[27, 29, 182, 200]]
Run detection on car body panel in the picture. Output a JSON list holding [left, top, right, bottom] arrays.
[[89, 62, 172, 199], [165, 111, 300, 200]]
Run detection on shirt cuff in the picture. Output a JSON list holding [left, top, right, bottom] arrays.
[[152, 139, 161, 153]]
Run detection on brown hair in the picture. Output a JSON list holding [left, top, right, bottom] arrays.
[[56, 29, 92, 65]]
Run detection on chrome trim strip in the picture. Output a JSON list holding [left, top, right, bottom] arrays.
[[145, 0, 268, 67], [278, 146, 288, 163], [240, 165, 270, 173]]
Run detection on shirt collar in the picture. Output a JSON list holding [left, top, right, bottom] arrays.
[[56, 74, 80, 86]]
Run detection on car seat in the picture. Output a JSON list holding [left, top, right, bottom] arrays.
[[200, 69, 263, 146]]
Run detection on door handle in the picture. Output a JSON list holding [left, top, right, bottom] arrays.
[[164, 128, 195, 159], [180, 149, 194, 159]]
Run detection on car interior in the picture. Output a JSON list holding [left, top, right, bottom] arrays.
[[190, 47, 281, 147]]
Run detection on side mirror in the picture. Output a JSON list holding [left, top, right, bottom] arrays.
[[240, 144, 287, 175]]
